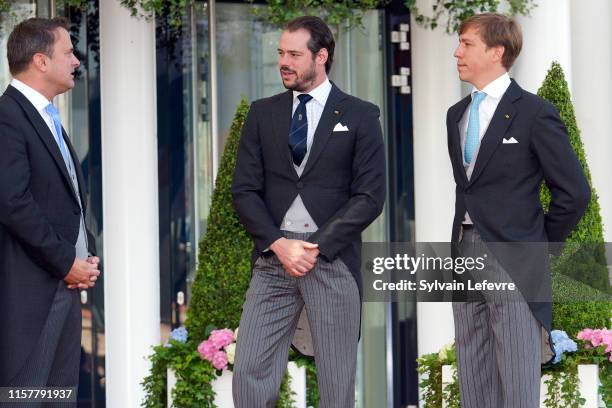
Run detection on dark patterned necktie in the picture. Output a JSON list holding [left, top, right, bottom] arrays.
[[288, 93, 313, 166]]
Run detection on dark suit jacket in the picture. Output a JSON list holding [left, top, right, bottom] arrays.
[[0, 85, 96, 385], [232, 83, 386, 294], [447, 79, 590, 332]]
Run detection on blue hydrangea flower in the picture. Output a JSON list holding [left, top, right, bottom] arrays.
[[551, 330, 577, 364], [169, 327, 188, 343]]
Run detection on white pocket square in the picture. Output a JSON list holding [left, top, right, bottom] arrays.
[[502, 137, 519, 144], [333, 123, 349, 132]]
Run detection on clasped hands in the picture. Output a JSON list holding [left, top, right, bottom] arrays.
[[64, 256, 101, 290], [270, 237, 319, 277]]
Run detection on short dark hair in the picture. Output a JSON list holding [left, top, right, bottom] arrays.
[[7, 17, 69, 76], [284, 16, 335, 74], [459, 13, 522, 70]]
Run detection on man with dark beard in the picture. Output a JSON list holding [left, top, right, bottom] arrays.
[[231, 16, 385, 408]]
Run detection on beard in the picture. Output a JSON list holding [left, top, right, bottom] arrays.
[[280, 60, 317, 92]]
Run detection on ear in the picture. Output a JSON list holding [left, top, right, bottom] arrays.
[[316, 48, 328, 68], [493, 45, 505, 64], [31, 52, 49, 73]]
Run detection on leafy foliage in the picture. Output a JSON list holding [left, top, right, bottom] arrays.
[[404, 0, 536, 33], [247, 0, 387, 30], [416, 345, 460, 408], [142, 340, 216, 408]]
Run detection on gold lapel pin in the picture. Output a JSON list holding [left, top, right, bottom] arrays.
[[334, 110, 340, 115], [505, 114, 510, 119]]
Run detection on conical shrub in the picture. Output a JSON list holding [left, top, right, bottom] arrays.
[[186, 97, 253, 342], [537, 62, 611, 335]]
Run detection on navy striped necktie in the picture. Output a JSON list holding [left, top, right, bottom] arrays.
[[288, 93, 313, 166]]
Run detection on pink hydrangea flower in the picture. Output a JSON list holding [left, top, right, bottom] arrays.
[[209, 329, 235, 349], [577, 328, 612, 359], [212, 350, 228, 370], [197, 339, 217, 361], [591, 329, 605, 347], [576, 329, 594, 341]]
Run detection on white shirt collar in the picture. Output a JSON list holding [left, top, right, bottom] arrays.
[[471, 72, 511, 100], [293, 77, 332, 106], [10, 78, 52, 111]]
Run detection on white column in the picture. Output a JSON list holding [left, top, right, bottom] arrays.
[[100, 2, 160, 407], [512, 0, 573, 93], [411, 3, 459, 356], [570, 0, 612, 242]]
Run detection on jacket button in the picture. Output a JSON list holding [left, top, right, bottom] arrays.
[[296, 181, 304, 189]]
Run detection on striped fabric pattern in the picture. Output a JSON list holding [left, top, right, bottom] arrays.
[[452, 228, 541, 408], [233, 231, 360, 408]]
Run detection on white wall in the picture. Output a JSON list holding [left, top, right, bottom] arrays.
[[569, 0, 612, 242], [513, 0, 573, 93]]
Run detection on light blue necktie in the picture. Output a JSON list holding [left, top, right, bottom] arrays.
[[45, 103, 72, 171], [464, 91, 486, 164]]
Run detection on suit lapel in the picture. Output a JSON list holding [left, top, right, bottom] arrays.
[[302, 84, 347, 177], [63, 128, 87, 211], [468, 80, 521, 185], [5, 86, 80, 205], [272, 90, 299, 178], [451, 95, 472, 186]]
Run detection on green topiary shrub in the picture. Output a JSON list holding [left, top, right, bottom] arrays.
[[186, 97, 253, 341], [536, 62, 612, 335]]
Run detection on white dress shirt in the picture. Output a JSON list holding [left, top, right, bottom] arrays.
[[281, 78, 332, 232], [459, 72, 511, 224]]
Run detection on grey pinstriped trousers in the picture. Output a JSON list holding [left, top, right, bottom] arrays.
[[6, 281, 80, 408], [452, 228, 541, 408], [232, 231, 360, 408]]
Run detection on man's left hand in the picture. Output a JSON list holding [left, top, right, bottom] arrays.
[[68, 256, 101, 289]]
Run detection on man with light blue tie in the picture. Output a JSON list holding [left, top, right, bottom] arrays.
[[447, 13, 590, 408], [0, 17, 100, 397]]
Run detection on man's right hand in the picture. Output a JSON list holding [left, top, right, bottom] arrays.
[[64, 258, 100, 289], [270, 237, 319, 277]]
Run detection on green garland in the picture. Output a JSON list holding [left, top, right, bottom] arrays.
[[247, 0, 387, 30], [405, 0, 536, 33], [542, 358, 584, 408]]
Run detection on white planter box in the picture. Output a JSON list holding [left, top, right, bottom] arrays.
[[167, 361, 306, 407], [211, 369, 234, 407], [441, 364, 604, 408]]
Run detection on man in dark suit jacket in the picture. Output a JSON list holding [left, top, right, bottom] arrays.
[[447, 13, 590, 408], [0, 17, 100, 395], [231, 16, 385, 408]]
